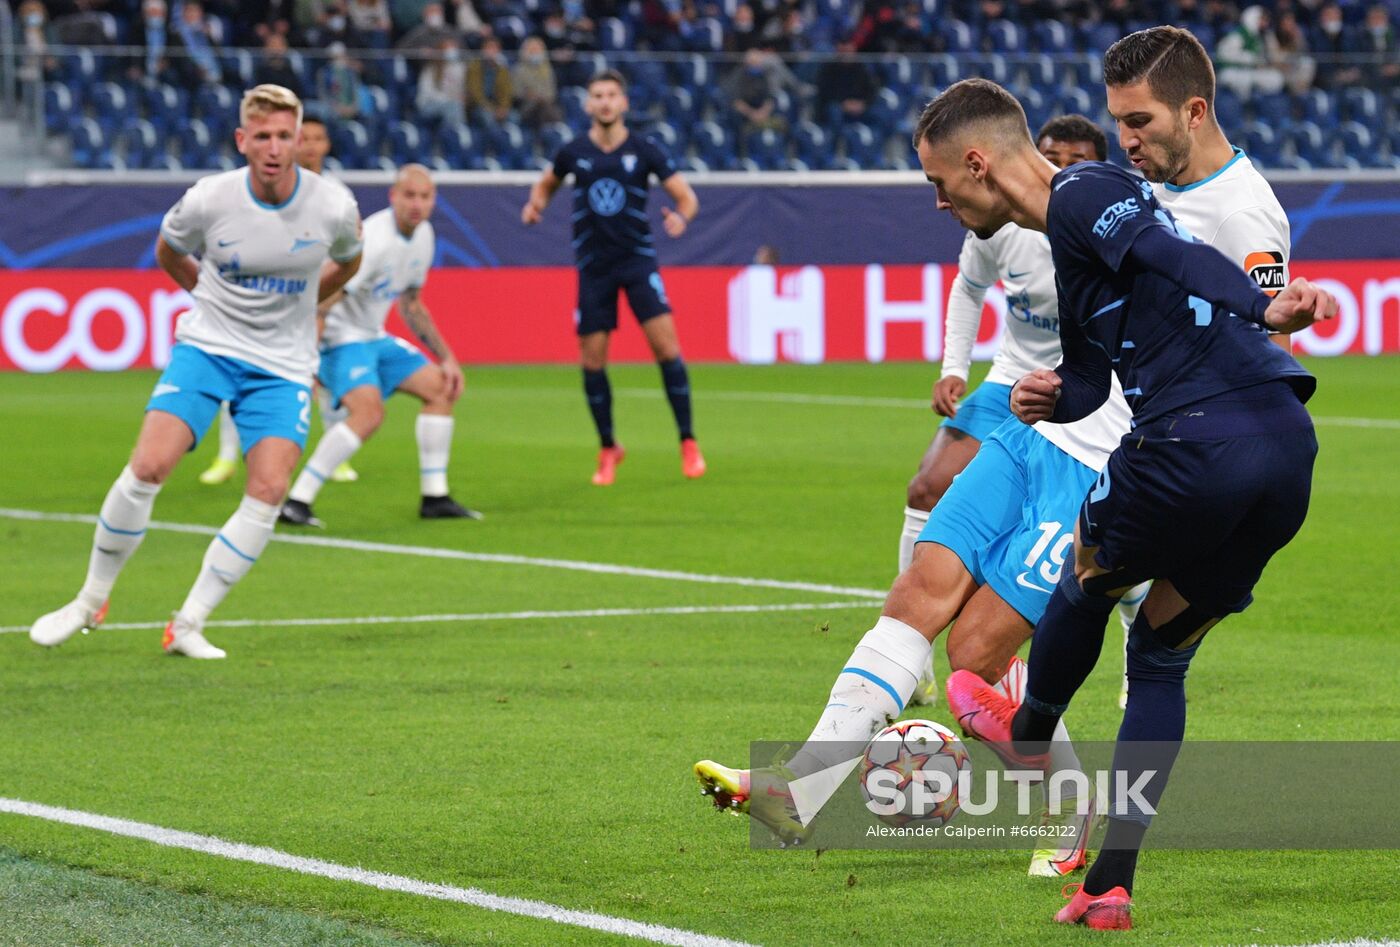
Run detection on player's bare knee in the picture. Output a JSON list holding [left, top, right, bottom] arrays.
[[945, 634, 1003, 684], [905, 474, 944, 512], [244, 474, 289, 507], [349, 400, 385, 435], [127, 456, 173, 485]]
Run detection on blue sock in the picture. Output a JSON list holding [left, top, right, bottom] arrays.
[[582, 368, 614, 448], [1012, 571, 1117, 745], [658, 357, 693, 441]]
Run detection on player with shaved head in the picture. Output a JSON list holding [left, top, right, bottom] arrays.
[[282, 163, 481, 527]]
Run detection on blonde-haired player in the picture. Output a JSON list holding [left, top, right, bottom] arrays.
[[280, 164, 479, 526], [30, 85, 363, 658], [199, 115, 362, 486]]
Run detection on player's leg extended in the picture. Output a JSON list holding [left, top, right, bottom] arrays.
[[696, 543, 976, 842], [580, 330, 625, 484], [900, 428, 980, 573], [397, 362, 481, 520], [1117, 582, 1151, 709], [284, 347, 384, 527], [316, 384, 358, 482], [639, 312, 704, 478], [31, 411, 194, 647], [171, 435, 301, 659], [198, 402, 240, 485]]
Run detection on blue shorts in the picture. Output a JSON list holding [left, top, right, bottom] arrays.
[[319, 337, 430, 408], [1080, 383, 1316, 617], [147, 344, 312, 453], [942, 381, 1014, 441], [576, 258, 670, 335], [919, 418, 1098, 625]]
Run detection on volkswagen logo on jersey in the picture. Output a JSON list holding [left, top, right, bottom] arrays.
[[588, 178, 627, 217]]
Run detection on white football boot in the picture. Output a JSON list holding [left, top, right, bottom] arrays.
[[30, 599, 108, 647], [162, 613, 226, 660]]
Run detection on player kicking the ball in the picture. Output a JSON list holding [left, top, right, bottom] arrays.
[[521, 69, 705, 486], [199, 116, 362, 487], [280, 164, 480, 527], [919, 78, 1332, 930], [30, 85, 362, 659]]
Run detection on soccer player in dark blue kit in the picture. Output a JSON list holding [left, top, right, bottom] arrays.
[[522, 69, 705, 486], [917, 79, 1338, 931]]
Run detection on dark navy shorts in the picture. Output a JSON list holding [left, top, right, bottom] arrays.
[[1080, 382, 1317, 617], [575, 258, 671, 335]]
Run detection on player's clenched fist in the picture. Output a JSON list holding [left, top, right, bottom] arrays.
[[521, 199, 545, 225], [1010, 368, 1062, 424], [1264, 277, 1338, 333]]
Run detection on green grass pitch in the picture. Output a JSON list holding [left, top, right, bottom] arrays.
[[1, 357, 1397, 946]]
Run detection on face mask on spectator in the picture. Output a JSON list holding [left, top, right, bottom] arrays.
[[147, 15, 166, 26], [425, 10, 445, 26], [24, 12, 43, 26], [444, 47, 461, 61], [1322, 17, 1342, 33], [328, 14, 346, 30]]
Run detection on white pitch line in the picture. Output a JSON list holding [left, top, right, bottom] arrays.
[[0, 600, 875, 635], [617, 387, 1400, 429], [0, 508, 886, 600], [0, 797, 755, 947]]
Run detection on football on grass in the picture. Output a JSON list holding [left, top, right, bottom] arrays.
[[859, 719, 972, 828]]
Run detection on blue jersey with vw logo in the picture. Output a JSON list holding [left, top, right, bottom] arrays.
[[1045, 162, 1312, 426], [551, 132, 679, 270]]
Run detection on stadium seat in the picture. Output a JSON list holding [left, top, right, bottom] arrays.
[[840, 122, 881, 167], [493, 16, 529, 46], [1186, 23, 1216, 51], [1063, 55, 1104, 90], [969, 54, 1010, 86], [792, 120, 830, 169], [59, 48, 98, 98], [222, 49, 254, 85], [117, 118, 160, 169], [744, 128, 787, 170], [387, 120, 428, 165], [881, 56, 920, 97], [435, 122, 483, 170], [986, 21, 1025, 53], [1241, 120, 1281, 166], [1340, 88, 1380, 126], [939, 19, 975, 53], [1020, 54, 1058, 90], [928, 53, 960, 88], [195, 84, 237, 139], [89, 82, 131, 135], [598, 17, 634, 51], [1213, 87, 1245, 132], [69, 117, 112, 169], [1033, 20, 1072, 53], [178, 119, 217, 169], [1298, 88, 1338, 129], [1334, 120, 1374, 158], [44, 84, 75, 134], [1081, 22, 1122, 53], [663, 87, 698, 126], [683, 17, 724, 52], [560, 86, 588, 127], [537, 121, 574, 158], [484, 122, 532, 169], [1252, 92, 1291, 125], [1056, 87, 1093, 118], [334, 120, 375, 169], [866, 87, 903, 135], [692, 121, 735, 170], [1286, 122, 1328, 166]]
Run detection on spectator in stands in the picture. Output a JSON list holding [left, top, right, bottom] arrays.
[[727, 3, 764, 51], [639, 0, 683, 50], [513, 36, 562, 128], [541, 8, 596, 86], [1313, 3, 1363, 88], [1361, 3, 1400, 90], [767, 6, 812, 53], [725, 47, 786, 134], [16, 0, 57, 81], [392, 0, 435, 33], [396, 1, 454, 51], [893, 1, 935, 52], [1216, 5, 1287, 96], [815, 40, 877, 126], [1274, 10, 1318, 92], [454, 0, 487, 37], [416, 36, 468, 125], [171, 0, 223, 85], [850, 0, 900, 51], [466, 36, 513, 129], [253, 31, 304, 95], [348, 0, 393, 46], [318, 41, 364, 119], [129, 0, 172, 83]]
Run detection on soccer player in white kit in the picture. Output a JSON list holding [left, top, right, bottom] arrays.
[[29, 85, 363, 659], [199, 116, 363, 487], [1101, 25, 1293, 708], [280, 164, 479, 527]]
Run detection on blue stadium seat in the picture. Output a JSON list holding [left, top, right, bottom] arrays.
[[1241, 120, 1281, 166], [486, 122, 532, 169], [1063, 55, 1103, 90], [222, 49, 253, 85], [1273, 153, 1311, 171], [178, 119, 217, 169], [1340, 87, 1381, 126], [117, 118, 161, 169], [1334, 120, 1374, 160], [939, 19, 975, 53], [772, 88, 802, 128], [386, 54, 416, 103], [195, 84, 237, 138], [1033, 20, 1072, 52], [663, 87, 698, 126], [1296, 89, 1337, 130], [1081, 22, 1122, 53], [986, 21, 1025, 52], [598, 16, 634, 51], [881, 56, 921, 96], [388, 120, 429, 165], [143, 83, 186, 135], [436, 122, 483, 170], [1021, 54, 1058, 90], [286, 50, 310, 89], [1019, 86, 1050, 134], [1252, 92, 1291, 124], [840, 122, 881, 167], [493, 16, 529, 46], [670, 54, 711, 92], [1286, 122, 1328, 166], [69, 117, 112, 169], [44, 84, 75, 134], [692, 121, 735, 170], [560, 86, 588, 126], [89, 82, 132, 135], [744, 128, 787, 170], [970, 54, 1011, 86], [1186, 23, 1216, 51], [1056, 87, 1093, 117], [1213, 87, 1245, 132], [60, 48, 98, 98], [928, 54, 960, 88], [683, 17, 724, 52], [537, 121, 574, 158], [792, 120, 830, 170], [867, 87, 903, 135], [334, 120, 374, 169]]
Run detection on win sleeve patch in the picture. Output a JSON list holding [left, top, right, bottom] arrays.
[[1244, 250, 1286, 295]]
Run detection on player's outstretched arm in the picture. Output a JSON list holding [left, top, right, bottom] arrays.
[[400, 286, 464, 400], [1124, 226, 1276, 328], [1263, 278, 1339, 333], [154, 236, 199, 292], [522, 168, 562, 225], [318, 252, 362, 302], [660, 173, 699, 238]]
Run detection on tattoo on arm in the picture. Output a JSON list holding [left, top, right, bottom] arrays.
[[399, 287, 451, 361]]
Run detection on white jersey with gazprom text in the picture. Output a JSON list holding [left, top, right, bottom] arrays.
[[942, 223, 1062, 385], [1153, 148, 1290, 296], [160, 167, 362, 384], [321, 208, 435, 348]]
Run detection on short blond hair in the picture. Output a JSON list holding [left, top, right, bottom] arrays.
[[240, 84, 303, 128]]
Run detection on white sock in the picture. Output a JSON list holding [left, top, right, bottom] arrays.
[[417, 414, 453, 497], [787, 616, 930, 780], [178, 495, 278, 624], [78, 465, 162, 610], [318, 386, 348, 429], [217, 403, 240, 463], [288, 423, 362, 504], [1118, 582, 1150, 633], [1046, 719, 1082, 808], [898, 506, 930, 574]]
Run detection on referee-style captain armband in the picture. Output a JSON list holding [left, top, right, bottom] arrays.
[[1126, 225, 1273, 327]]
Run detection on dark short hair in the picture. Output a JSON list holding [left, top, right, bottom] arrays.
[[1104, 25, 1215, 108], [1035, 114, 1108, 161], [301, 115, 327, 128], [912, 78, 1031, 151], [588, 68, 628, 92]]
